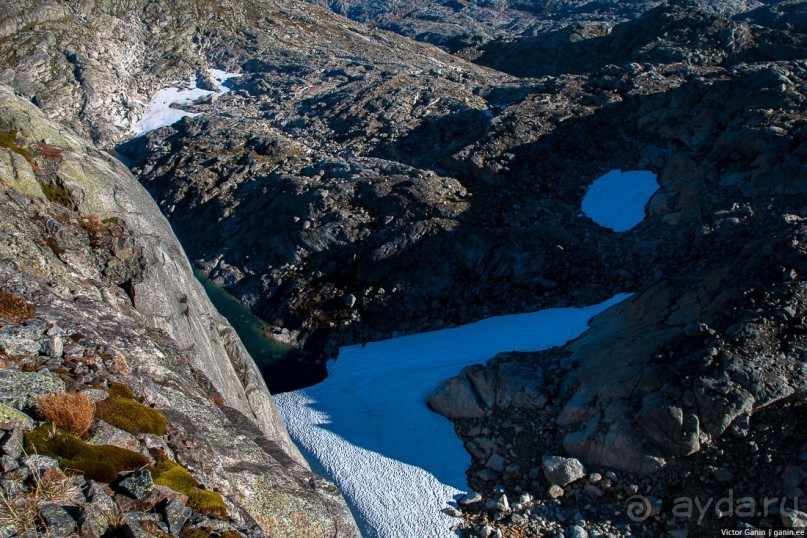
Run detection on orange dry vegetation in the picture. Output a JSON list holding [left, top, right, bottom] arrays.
[[38, 392, 96, 437], [0, 290, 35, 324], [35, 141, 63, 159]]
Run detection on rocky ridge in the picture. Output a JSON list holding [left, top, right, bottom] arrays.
[[304, 0, 761, 53]]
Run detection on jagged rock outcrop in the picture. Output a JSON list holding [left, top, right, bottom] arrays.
[[305, 0, 760, 52], [0, 84, 358, 536]]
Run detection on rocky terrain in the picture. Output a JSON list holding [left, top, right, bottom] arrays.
[[0, 0, 805, 537], [0, 86, 357, 535], [304, 0, 761, 52]]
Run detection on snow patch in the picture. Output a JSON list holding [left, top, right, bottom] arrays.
[[581, 170, 659, 232], [132, 68, 241, 135], [275, 293, 631, 538]]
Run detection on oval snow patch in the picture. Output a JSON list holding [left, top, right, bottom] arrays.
[[582, 170, 659, 232]]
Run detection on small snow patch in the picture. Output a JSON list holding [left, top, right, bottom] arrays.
[[132, 68, 241, 135], [581, 170, 659, 232], [275, 293, 630, 538]]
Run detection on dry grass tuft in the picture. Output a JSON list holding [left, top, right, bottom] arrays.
[[0, 290, 35, 324], [38, 392, 96, 437], [0, 453, 82, 534]]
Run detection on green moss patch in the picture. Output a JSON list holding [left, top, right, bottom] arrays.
[[40, 181, 72, 207], [25, 424, 148, 483], [0, 129, 34, 165], [187, 489, 228, 520], [108, 383, 136, 400], [148, 459, 199, 492], [148, 459, 228, 520], [95, 385, 167, 436]]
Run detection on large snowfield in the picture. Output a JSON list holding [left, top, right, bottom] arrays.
[[581, 170, 659, 232], [132, 68, 240, 134], [275, 293, 631, 538]]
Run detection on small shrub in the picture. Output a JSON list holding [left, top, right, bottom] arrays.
[[24, 424, 148, 483], [95, 388, 167, 436], [208, 391, 224, 406], [0, 290, 35, 324], [35, 141, 62, 160], [37, 392, 95, 437], [81, 214, 106, 247]]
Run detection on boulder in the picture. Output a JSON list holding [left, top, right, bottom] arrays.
[[0, 369, 65, 410], [541, 455, 586, 487]]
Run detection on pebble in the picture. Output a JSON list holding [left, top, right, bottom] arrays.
[[569, 525, 588, 538], [549, 485, 565, 499]]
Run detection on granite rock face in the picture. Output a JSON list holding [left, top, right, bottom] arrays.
[[0, 85, 358, 536]]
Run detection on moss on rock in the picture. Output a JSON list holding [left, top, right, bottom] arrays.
[[148, 459, 228, 520], [25, 424, 149, 482], [95, 387, 167, 436]]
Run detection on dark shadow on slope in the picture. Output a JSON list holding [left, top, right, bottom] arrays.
[[470, 2, 782, 78]]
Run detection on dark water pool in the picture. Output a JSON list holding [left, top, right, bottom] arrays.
[[194, 270, 326, 393]]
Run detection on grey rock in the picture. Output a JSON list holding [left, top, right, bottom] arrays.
[[0, 455, 18, 472], [38, 504, 77, 537], [428, 375, 486, 419], [459, 491, 483, 505], [0, 429, 23, 459], [0, 87, 360, 536], [569, 525, 588, 538], [121, 513, 167, 538], [116, 470, 153, 499], [21, 454, 59, 472], [542, 455, 586, 487], [0, 404, 33, 431], [486, 453, 506, 473], [0, 324, 43, 357], [89, 420, 141, 453], [0, 479, 25, 497], [80, 503, 111, 538], [782, 509, 807, 529], [636, 394, 700, 456], [43, 334, 64, 359], [162, 496, 192, 535], [0, 370, 65, 410]]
